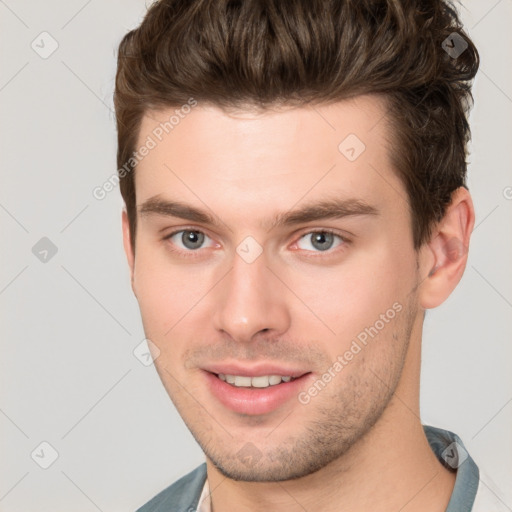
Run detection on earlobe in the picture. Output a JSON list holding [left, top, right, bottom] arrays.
[[121, 210, 136, 294], [419, 187, 475, 309]]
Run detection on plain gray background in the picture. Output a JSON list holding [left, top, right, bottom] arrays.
[[1, 1, 511, 510]]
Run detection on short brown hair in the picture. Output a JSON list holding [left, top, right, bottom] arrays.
[[114, 0, 479, 254]]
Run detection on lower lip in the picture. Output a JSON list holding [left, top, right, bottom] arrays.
[[204, 371, 312, 415]]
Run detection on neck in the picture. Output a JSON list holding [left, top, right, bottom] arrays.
[[205, 322, 456, 512]]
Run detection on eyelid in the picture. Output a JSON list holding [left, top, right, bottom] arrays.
[[162, 226, 213, 241], [293, 227, 351, 241], [162, 222, 221, 238]]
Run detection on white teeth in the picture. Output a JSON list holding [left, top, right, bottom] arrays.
[[234, 375, 252, 387], [268, 375, 282, 385], [251, 375, 270, 388], [217, 374, 295, 388]]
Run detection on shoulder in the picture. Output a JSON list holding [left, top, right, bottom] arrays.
[[135, 463, 207, 512]]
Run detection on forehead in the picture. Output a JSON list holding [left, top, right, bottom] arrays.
[[134, 95, 404, 220], [137, 95, 391, 165]]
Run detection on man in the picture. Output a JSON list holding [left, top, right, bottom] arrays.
[[113, 1, 502, 510]]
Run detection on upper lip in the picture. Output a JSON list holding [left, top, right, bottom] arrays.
[[202, 362, 311, 378]]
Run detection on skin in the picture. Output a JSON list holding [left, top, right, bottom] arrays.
[[122, 95, 474, 511]]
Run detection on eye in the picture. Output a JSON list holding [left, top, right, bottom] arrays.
[[164, 229, 216, 252], [295, 230, 346, 253]]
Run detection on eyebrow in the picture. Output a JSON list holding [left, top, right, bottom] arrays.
[[138, 195, 379, 231]]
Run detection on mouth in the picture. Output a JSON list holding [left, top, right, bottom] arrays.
[[215, 373, 299, 388], [203, 368, 313, 415]]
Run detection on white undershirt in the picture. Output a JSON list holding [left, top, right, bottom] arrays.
[[197, 478, 211, 512]]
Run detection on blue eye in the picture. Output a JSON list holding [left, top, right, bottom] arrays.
[[296, 231, 345, 252]]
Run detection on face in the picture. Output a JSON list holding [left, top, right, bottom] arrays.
[[125, 95, 424, 481]]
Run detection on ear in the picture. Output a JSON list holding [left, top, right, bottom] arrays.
[[122, 209, 136, 294], [418, 187, 475, 309]]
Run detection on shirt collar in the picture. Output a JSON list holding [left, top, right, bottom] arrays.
[[423, 424, 479, 511]]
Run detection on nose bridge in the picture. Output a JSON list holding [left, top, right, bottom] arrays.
[[212, 247, 290, 342]]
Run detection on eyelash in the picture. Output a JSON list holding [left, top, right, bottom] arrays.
[[162, 227, 350, 259]]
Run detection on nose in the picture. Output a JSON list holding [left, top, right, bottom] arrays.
[[212, 248, 291, 344]]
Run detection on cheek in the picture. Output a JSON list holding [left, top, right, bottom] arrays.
[[132, 246, 207, 338], [290, 246, 416, 345]]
